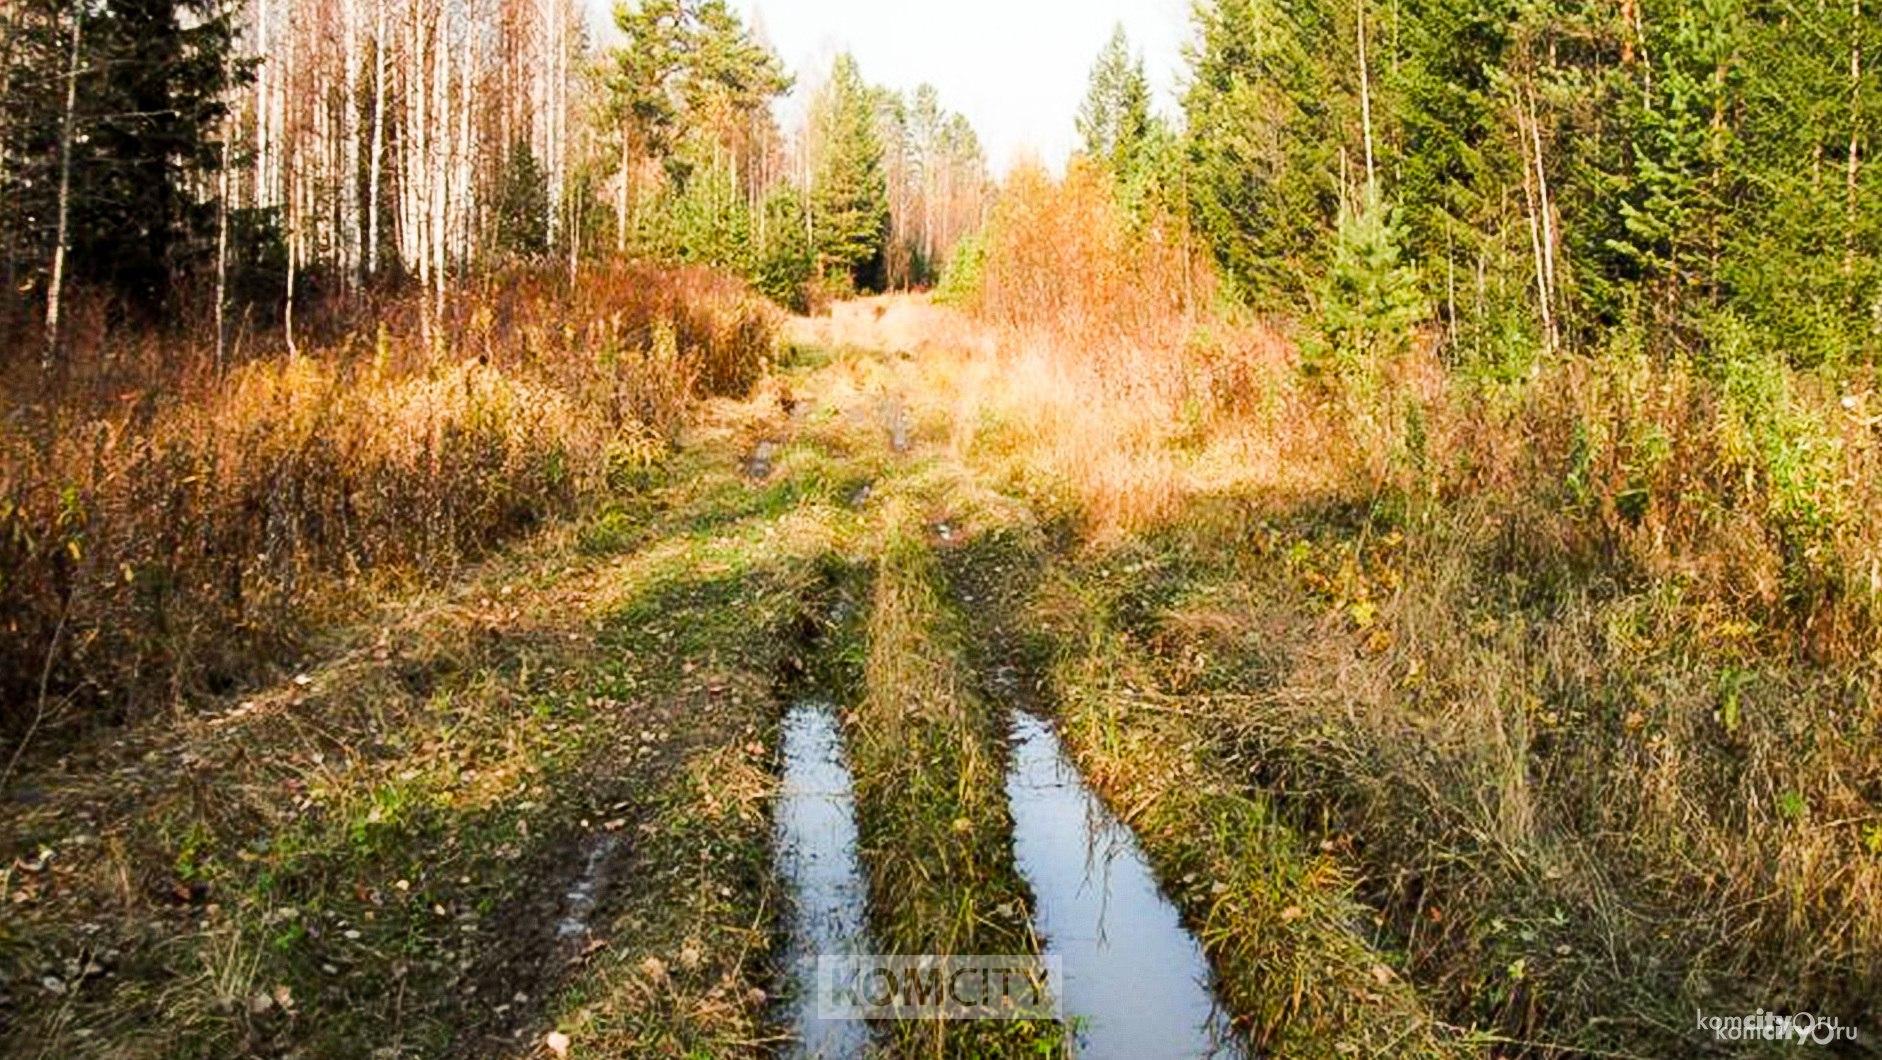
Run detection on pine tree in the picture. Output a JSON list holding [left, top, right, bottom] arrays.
[[609, 0, 688, 249], [1076, 24, 1152, 176], [1184, 0, 1354, 308], [811, 54, 889, 291], [683, 0, 790, 151]]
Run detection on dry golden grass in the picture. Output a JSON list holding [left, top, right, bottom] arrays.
[[0, 263, 780, 750], [0, 381, 855, 1057]]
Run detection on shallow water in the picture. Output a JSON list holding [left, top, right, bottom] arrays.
[[775, 702, 873, 1060], [745, 438, 781, 479], [1006, 711, 1241, 1059], [554, 835, 619, 942]]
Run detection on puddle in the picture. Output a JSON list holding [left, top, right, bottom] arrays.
[[746, 439, 781, 479], [882, 396, 910, 452], [1006, 712, 1240, 1059], [555, 835, 619, 943], [775, 702, 872, 1059]]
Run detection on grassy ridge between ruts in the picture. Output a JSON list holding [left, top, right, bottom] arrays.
[[835, 481, 1062, 1057]]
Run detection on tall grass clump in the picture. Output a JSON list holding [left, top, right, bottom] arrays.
[[0, 263, 779, 750]]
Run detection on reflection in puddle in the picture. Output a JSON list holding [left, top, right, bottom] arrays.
[[555, 835, 619, 943], [775, 702, 872, 1059], [746, 439, 781, 479], [1007, 712, 1241, 1059]]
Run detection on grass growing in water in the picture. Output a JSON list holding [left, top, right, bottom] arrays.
[[840, 492, 1062, 1057]]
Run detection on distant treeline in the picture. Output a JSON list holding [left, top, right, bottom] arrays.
[[1077, 2, 1879, 371], [0, 0, 989, 356]]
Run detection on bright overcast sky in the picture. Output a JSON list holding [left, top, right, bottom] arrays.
[[585, 0, 1193, 175]]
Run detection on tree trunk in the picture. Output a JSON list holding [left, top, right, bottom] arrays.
[[45, 8, 83, 369], [216, 115, 232, 371], [1357, 0, 1377, 197], [368, 0, 387, 277], [342, 0, 361, 285], [617, 125, 631, 254], [1518, 92, 1559, 354], [0, 2, 23, 294], [1848, 0, 1864, 280]]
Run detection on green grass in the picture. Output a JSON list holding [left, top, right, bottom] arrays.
[[0, 399, 858, 1058], [832, 488, 1064, 1058]]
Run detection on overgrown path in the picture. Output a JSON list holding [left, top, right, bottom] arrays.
[[4, 299, 1463, 1058]]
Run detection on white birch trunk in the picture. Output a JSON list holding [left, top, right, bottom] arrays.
[[44, 8, 83, 368]]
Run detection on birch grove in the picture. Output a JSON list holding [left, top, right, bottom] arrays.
[[240, 0, 585, 284], [1, 0, 996, 342]]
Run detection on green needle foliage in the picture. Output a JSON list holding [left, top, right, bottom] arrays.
[[1307, 187, 1426, 380], [811, 53, 892, 293], [1181, 0, 1881, 365], [1077, 24, 1154, 178]]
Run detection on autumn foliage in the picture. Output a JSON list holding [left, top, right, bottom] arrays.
[[0, 264, 778, 741]]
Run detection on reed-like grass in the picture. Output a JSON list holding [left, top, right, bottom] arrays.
[[0, 263, 780, 752]]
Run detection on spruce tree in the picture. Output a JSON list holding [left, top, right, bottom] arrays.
[[1309, 187, 1426, 377], [494, 141, 552, 258], [756, 185, 815, 311], [1076, 25, 1152, 176], [811, 54, 889, 291], [1184, 0, 1353, 308], [3, 0, 249, 319]]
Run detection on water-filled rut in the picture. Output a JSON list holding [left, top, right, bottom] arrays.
[[774, 701, 872, 1059], [771, 696, 1241, 1057], [1006, 711, 1241, 1059]]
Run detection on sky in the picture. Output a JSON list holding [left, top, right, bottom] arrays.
[[584, 0, 1193, 175]]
